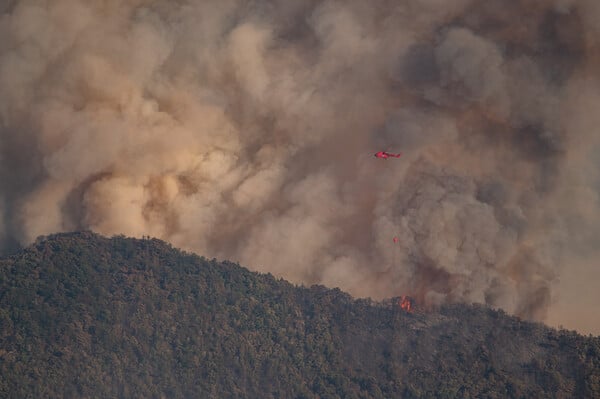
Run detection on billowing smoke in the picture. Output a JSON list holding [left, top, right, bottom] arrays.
[[1, 0, 599, 328]]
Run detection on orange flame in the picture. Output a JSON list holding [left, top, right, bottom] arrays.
[[399, 295, 412, 312]]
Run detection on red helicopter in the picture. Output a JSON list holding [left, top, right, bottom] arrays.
[[374, 151, 402, 159]]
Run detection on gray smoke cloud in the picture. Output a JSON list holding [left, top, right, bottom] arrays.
[[1, 0, 600, 331]]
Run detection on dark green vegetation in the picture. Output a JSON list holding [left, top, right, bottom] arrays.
[[0, 232, 598, 398]]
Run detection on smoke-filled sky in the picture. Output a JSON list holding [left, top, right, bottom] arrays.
[[1, 0, 600, 333]]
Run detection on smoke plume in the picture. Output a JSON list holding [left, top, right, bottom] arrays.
[[1, 0, 599, 331]]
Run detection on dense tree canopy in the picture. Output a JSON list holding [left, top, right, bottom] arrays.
[[0, 232, 598, 398]]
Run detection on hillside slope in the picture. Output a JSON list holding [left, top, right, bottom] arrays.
[[0, 232, 599, 398]]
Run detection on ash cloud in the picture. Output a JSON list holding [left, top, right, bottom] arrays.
[[1, 0, 599, 329]]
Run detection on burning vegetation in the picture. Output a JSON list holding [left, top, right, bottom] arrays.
[[398, 296, 414, 313]]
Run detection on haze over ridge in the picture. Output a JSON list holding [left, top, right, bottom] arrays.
[[1, 0, 599, 333]]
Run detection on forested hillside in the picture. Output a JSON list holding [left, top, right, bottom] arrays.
[[0, 232, 598, 398]]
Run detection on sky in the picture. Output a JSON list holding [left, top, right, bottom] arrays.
[[0, 0, 599, 334]]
